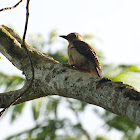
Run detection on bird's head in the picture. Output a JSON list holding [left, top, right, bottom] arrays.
[[60, 32, 84, 42]]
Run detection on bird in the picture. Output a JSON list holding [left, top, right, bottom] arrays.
[[60, 32, 103, 77]]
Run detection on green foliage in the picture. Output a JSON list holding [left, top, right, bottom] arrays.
[[11, 103, 26, 122], [106, 115, 136, 132], [5, 97, 90, 140], [0, 72, 24, 92], [48, 29, 58, 44], [136, 133, 140, 140], [48, 51, 68, 64], [67, 98, 87, 112], [103, 64, 140, 90], [32, 99, 44, 121], [95, 136, 109, 140], [84, 34, 95, 40], [100, 111, 138, 140], [1, 30, 140, 140], [45, 97, 60, 119], [27, 34, 45, 50]]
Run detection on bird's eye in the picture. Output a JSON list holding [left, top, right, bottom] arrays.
[[74, 34, 77, 38]]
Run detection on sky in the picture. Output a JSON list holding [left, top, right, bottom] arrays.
[[0, 0, 140, 139]]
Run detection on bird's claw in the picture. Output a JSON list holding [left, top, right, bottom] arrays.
[[62, 64, 77, 70]]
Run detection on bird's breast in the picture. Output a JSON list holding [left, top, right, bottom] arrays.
[[68, 44, 87, 65]]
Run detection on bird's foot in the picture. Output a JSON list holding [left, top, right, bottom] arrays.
[[62, 64, 77, 70]]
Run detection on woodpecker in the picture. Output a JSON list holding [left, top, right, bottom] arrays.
[[60, 32, 103, 77]]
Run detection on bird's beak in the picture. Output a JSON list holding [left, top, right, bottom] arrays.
[[59, 35, 68, 40]]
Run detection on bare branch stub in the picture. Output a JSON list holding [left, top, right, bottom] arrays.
[[0, 0, 24, 12], [0, 0, 34, 117]]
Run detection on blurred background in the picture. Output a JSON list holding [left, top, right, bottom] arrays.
[[0, 0, 140, 139]]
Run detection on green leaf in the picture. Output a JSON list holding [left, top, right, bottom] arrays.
[[106, 115, 137, 132], [48, 51, 68, 63], [0, 72, 24, 92], [136, 133, 140, 140], [48, 29, 58, 44], [67, 99, 87, 112], [11, 103, 26, 122], [32, 99, 44, 121], [46, 97, 60, 118], [95, 136, 109, 140]]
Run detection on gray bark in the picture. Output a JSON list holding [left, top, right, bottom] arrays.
[[0, 25, 140, 127]]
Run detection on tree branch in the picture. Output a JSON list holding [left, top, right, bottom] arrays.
[[0, 0, 23, 12], [0, 0, 33, 117], [0, 25, 140, 127]]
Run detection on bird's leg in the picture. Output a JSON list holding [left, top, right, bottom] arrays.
[[73, 63, 88, 69]]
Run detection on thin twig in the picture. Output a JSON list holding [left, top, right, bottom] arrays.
[[0, 0, 34, 117], [0, 0, 23, 12]]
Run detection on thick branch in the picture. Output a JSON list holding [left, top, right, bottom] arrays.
[[0, 25, 140, 127], [0, 0, 32, 117]]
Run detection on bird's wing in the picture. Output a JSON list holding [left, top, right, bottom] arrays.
[[73, 40, 103, 75]]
